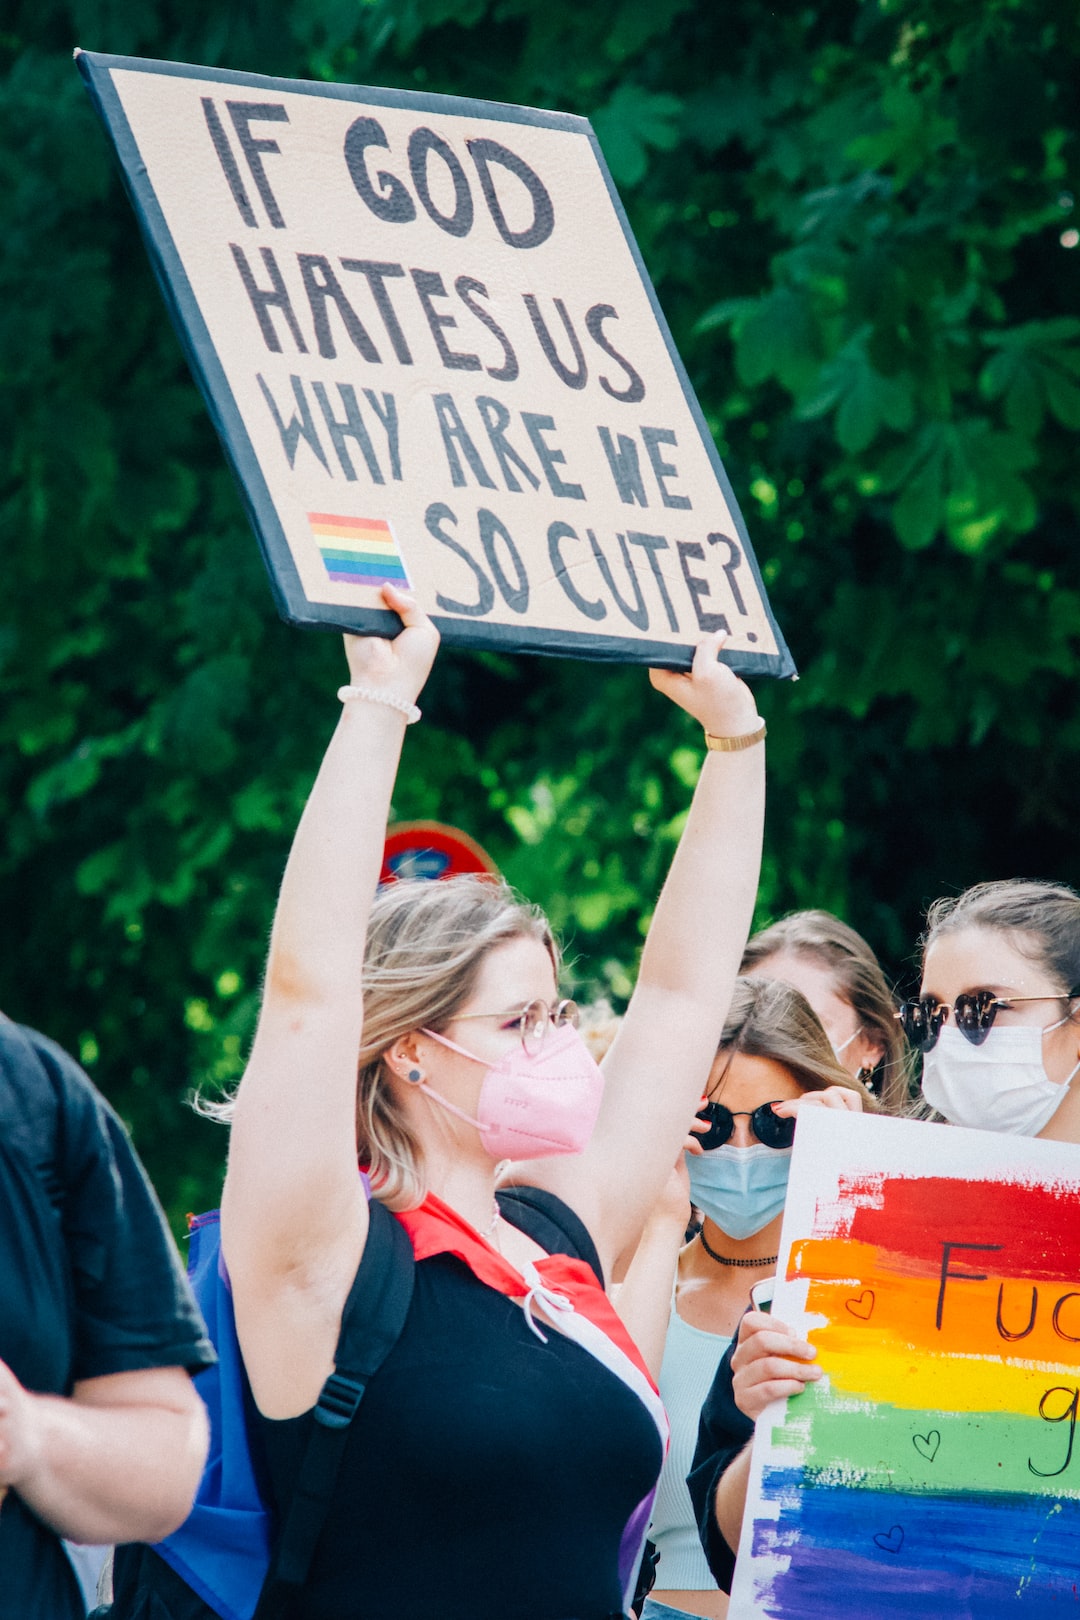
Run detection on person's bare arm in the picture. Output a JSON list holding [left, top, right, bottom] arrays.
[[221, 587, 439, 1416], [710, 1309, 822, 1553], [525, 634, 765, 1269], [712, 1441, 753, 1555], [610, 1160, 689, 1378], [0, 1361, 207, 1545]]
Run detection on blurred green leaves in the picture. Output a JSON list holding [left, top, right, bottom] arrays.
[[593, 84, 682, 186], [980, 319, 1080, 436], [1, 0, 1078, 1229]]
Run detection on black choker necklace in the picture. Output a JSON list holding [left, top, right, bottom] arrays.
[[698, 1228, 777, 1268]]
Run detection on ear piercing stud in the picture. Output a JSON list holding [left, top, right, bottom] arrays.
[[407, 1068, 423, 1083]]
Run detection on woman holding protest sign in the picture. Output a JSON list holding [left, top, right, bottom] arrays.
[[215, 583, 765, 1620], [688, 877, 1080, 1594], [615, 977, 868, 1619]]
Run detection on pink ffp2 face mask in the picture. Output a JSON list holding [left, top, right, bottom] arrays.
[[416, 1021, 605, 1160]]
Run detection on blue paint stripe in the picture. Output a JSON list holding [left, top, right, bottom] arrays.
[[753, 1470, 1080, 1617], [321, 558, 409, 580], [319, 550, 406, 569]]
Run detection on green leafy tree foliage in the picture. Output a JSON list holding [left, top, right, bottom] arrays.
[[1, 0, 1077, 1226]]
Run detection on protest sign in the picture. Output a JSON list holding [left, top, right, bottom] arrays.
[[76, 51, 793, 675], [730, 1108, 1080, 1617]]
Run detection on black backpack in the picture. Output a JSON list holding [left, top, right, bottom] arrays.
[[102, 1198, 415, 1620]]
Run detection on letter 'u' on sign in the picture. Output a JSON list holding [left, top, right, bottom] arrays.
[[76, 50, 793, 677]]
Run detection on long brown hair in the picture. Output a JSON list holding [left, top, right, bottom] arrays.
[[713, 975, 878, 1108], [204, 876, 558, 1210], [741, 910, 912, 1112], [923, 879, 1080, 995]]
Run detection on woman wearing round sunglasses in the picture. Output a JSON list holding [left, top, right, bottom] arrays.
[[688, 878, 1080, 1600], [632, 976, 868, 1620], [203, 587, 767, 1620]]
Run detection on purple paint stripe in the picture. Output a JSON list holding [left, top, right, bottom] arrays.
[[752, 1471, 1080, 1617], [325, 569, 406, 586]]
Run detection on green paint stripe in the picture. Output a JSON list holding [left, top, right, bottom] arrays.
[[774, 1382, 1080, 1500]]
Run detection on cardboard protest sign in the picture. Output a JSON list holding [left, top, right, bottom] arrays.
[[76, 51, 793, 676], [729, 1108, 1080, 1617]]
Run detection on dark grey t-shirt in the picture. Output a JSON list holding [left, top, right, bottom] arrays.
[[0, 1020, 214, 1619]]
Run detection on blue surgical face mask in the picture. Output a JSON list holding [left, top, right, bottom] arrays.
[[687, 1142, 793, 1240]]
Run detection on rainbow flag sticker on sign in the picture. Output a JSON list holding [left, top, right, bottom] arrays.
[[309, 513, 411, 590]]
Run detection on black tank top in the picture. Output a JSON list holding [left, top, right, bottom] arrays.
[[255, 1189, 661, 1620]]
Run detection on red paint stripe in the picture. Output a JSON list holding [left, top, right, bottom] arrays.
[[308, 512, 391, 532], [815, 1173, 1080, 1280]]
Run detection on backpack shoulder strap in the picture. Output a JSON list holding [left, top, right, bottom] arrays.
[[258, 1199, 415, 1610], [496, 1184, 605, 1287]]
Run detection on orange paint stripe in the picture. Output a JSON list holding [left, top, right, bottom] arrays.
[[310, 521, 394, 538], [792, 1235, 1080, 1366]]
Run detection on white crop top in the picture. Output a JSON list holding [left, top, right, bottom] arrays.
[[648, 1294, 732, 1591]]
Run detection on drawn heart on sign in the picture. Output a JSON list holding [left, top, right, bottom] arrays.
[[844, 1289, 875, 1320], [913, 1429, 941, 1462], [873, 1525, 904, 1554]]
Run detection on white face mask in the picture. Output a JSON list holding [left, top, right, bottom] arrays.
[[832, 1027, 862, 1060], [921, 1019, 1080, 1135]]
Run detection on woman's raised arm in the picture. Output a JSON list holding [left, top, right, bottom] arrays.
[[221, 588, 438, 1414], [526, 633, 765, 1268]]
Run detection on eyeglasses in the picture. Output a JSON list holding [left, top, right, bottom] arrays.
[[451, 997, 580, 1056], [694, 1101, 796, 1152], [896, 990, 1079, 1054]]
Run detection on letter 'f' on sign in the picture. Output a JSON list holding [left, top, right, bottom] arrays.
[[935, 1241, 1002, 1330], [203, 97, 289, 229]]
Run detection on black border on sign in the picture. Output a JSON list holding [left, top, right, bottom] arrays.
[[75, 50, 795, 678]]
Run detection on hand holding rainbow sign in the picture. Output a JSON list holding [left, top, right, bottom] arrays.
[[730, 1109, 1080, 1618]]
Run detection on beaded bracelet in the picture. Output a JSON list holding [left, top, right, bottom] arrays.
[[337, 684, 421, 724]]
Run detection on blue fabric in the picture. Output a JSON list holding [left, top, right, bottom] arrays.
[[153, 1212, 271, 1620], [640, 1599, 703, 1619]]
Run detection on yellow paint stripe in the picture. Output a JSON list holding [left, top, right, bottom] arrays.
[[816, 1332, 1080, 1414], [310, 522, 397, 541]]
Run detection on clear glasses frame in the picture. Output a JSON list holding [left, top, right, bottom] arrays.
[[451, 997, 580, 1056]]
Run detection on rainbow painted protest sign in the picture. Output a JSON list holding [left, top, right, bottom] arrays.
[[729, 1109, 1080, 1618]]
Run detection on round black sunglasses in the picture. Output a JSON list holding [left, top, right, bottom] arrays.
[[694, 1100, 796, 1152], [896, 989, 1080, 1054]]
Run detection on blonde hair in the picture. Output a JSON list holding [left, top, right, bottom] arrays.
[[742, 910, 912, 1113], [714, 975, 879, 1109], [356, 877, 556, 1209], [201, 876, 556, 1210]]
